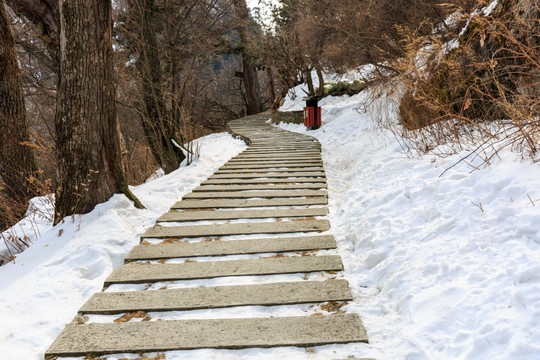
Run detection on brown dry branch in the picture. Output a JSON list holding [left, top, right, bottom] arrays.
[[375, 0, 539, 168]]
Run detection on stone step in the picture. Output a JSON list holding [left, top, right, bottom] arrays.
[[225, 157, 322, 165], [193, 184, 326, 191], [80, 280, 352, 314], [234, 152, 320, 158], [223, 161, 323, 167], [126, 235, 336, 261], [209, 172, 325, 179], [105, 255, 344, 285], [245, 145, 320, 149], [253, 140, 317, 144], [243, 146, 321, 149], [216, 167, 324, 174], [45, 314, 367, 357], [219, 164, 323, 170], [242, 148, 320, 153], [226, 158, 321, 163], [232, 155, 322, 161], [141, 220, 330, 239], [182, 190, 327, 199], [171, 197, 328, 209], [157, 208, 328, 222], [201, 178, 327, 185]]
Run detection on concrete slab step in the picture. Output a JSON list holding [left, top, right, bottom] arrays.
[[171, 197, 328, 209], [245, 145, 320, 148], [232, 156, 322, 161], [226, 158, 321, 163], [157, 208, 328, 222], [201, 178, 327, 185], [45, 314, 367, 357], [141, 220, 330, 239], [219, 164, 323, 170], [242, 148, 321, 153], [193, 184, 326, 191], [253, 140, 317, 144], [182, 190, 327, 199], [216, 168, 324, 174], [234, 152, 320, 158], [80, 280, 352, 314], [126, 235, 336, 261], [209, 172, 325, 179], [105, 255, 344, 284], [223, 161, 323, 166]]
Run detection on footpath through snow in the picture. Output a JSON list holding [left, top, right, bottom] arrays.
[[1, 74, 540, 359]]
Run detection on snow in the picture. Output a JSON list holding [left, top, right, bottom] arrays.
[[483, 0, 499, 16], [0, 133, 247, 360], [2, 68, 540, 359], [459, 0, 500, 37], [277, 79, 540, 359]]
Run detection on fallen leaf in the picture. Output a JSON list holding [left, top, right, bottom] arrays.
[[320, 301, 348, 312], [161, 238, 179, 244], [114, 311, 148, 323]]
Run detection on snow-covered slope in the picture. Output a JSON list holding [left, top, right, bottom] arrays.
[[2, 74, 540, 359], [278, 79, 540, 359], [0, 133, 247, 360]]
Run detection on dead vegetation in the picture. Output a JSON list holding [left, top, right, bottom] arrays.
[[114, 311, 151, 323], [377, 0, 540, 163]]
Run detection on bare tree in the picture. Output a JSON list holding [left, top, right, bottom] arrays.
[[232, 0, 263, 115], [126, 0, 186, 174], [54, 0, 143, 223], [0, 0, 38, 230], [6, 0, 58, 65]]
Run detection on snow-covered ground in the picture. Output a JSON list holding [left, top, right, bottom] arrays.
[[279, 78, 540, 360], [2, 73, 540, 359], [0, 133, 247, 359]]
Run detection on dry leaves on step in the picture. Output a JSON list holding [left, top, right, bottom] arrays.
[[114, 311, 148, 323], [320, 301, 348, 312]]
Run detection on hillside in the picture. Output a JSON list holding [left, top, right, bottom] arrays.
[[1, 72, 540, 359]]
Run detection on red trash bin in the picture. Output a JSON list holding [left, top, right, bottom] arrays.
[[303, 96, 321, 130]]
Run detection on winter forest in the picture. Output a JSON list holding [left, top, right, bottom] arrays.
[[1, 0, 539, 359]]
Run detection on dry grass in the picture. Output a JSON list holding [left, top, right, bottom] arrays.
[[376, 0, 540, 165], [1, 135, 55, 265]]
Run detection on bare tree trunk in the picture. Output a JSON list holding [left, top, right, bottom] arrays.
[[267, 66, 276, 110], [6, 0, 59, 66], [304, 69, 315, 96], [316, 67, 325, 97], [0, 1, 38, 230], [232, 0, 263, 115], [132, 0, 185, 174], [54, 0, 143, 223]]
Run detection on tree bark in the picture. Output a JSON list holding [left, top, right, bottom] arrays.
[[316, 67, 325, 97], [54, 0, 143, 223], [304, 69, 315, 96], [6, 0, 59, 67], [232, 0, 263, 115], [132, 0, 185, 174], [267, 66, 276, 110], [0, 1, 38, 230]]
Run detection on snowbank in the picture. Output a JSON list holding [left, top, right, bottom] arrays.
[[277, 79, 540, 359], [2, 70, 540, 359], [0, 133, 247, 360]]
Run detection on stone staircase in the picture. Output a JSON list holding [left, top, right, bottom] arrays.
[[45, 112, 368, 358]]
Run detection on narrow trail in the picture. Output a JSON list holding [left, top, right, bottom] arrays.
[[45, 112, 368, 359]]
